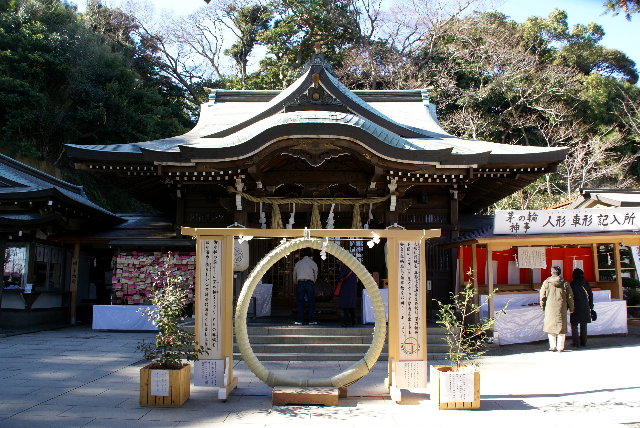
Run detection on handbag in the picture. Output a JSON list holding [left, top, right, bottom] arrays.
[[334, 270, 353, 297], [581, 285, 596, 322]]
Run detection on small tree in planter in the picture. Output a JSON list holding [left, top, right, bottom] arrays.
[[431, 270, 504, 410], [137, 254, 206, 407]]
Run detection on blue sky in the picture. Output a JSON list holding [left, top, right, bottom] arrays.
[[70, 0, 640, 74], [501, 0, 639, 68]]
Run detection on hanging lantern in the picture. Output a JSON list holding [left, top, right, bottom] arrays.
[[233, 239, 250, 272]]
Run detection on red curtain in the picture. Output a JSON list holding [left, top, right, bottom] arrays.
[[458, 246, 595, 285]]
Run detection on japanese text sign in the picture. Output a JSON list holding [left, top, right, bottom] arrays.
[[494, 209, 640, 235], [397, 241, 425, 361], [199, 239, 223, 359]]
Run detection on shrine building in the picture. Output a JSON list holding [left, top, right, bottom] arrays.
[[65, 53, 567, 313], [0, 154, 123, 326]]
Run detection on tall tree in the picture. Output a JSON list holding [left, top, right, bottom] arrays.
[[252, 0, 362, 88], [604, 0, 640, 20], [224, 4, 271, 86], [0, 0, 191, 161]]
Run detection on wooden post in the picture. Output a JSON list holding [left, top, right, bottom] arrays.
[[221, 235, 235, 391], [194, 236, 238, 401], [181, 228, 441, 401], [592, 243, 600, 282], [386, 236, 428, 403], [176, 193, 184, 229], [386, 237, 399, 389], [471, 243, 478, 304], [458, 245, 464, 294], [486, 244, 494, 319], [69, 243, 80, 325], [194, 236, 201, 348], [420, 238, 428, 368], [450, 192, 459, 239], [613, 242, 623, 300]]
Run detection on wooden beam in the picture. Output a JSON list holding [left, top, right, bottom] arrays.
[[487, 244, 495, 319], [386, 237, 399, 387], [445, 233, 640, 248], [592, 243, 600, 282], [458, 245, 464, 294], [182, 227, 441, 240], [272, 387, 339, 406], [69, 243, 80, 325], [222, 235, 235, 387], [421, 237, 428, 337], [613, 242, 623, 300], [471, 243, 478, 304]]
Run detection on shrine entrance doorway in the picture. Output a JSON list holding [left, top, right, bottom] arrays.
[[246, 237, 387, 320], [182, 227, 440, 401]]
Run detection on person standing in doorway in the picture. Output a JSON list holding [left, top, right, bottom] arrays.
[[540, 265, 575, 352], [336, 265, 358, 327], [569, 268, 594, 348], [293, 248, 318, 325]]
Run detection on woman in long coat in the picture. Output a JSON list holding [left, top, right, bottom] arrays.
[[336, 265, 358, 327], [569, 268, 594, 348], [540, 266, 575, 352]]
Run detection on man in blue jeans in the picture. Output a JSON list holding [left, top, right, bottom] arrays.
[[293, 248, 318, 325]]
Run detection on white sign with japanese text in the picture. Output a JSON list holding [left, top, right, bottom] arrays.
[[397, 241, 425, 361], [150, 370, 169, 396], [396, 361, 428, 388], [494, 209, 640, 235], [194, 359, 225, 387], [517, 247, 547, 268], [440, 371, 474, 402], [199, 239, 223, 359]]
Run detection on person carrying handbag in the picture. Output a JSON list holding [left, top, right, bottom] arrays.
[[335, 265, 358, 327], [569, 268, 594, 348]]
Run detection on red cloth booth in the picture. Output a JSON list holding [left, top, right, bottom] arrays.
[[458, 246, 595, 286]]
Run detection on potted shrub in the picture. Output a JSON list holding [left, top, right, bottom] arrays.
[[431, 272, 503, 410], [137, 255, 205, 407]]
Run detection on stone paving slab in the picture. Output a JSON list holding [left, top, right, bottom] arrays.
[[0, 325, 639, 427]]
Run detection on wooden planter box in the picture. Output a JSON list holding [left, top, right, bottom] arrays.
[[430, 365, 480, 410], [140, 363, 191, 407]]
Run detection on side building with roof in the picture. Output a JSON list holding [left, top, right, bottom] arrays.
[[0, 154, 124, 327], [66, 53, 567, 314]]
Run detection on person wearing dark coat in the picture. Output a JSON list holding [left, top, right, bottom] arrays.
[[336, 265, 358, 327], [569, 268, 594, 348]]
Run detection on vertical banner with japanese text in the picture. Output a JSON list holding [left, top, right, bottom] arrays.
[[199, 239, 223, 359], [397, 241, 425, 362]]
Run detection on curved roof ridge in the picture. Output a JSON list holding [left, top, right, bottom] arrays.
[[321, 72, 437, 139], [181, 111, 435, 152], [0, 153, 122, 222], [201, 69, 314, 139], [199, 53, 437, 141], [0, 153, 84, 196]]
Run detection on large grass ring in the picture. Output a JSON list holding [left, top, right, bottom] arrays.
[[234, 237, 387, 387]]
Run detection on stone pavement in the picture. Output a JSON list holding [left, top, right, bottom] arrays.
[[1, 325, 639, 428]]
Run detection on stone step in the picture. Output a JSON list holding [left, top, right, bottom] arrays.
[[245, 325, 448, 336], [238, 334, 449, 345], [233, 342, 450, 353], [243, 334, 376, 344], [184, 323, 448, 337], [233, 339, 448, 354], [234, 352, 450, 361], [235, 343, 374, 354], [182, 322, 451, 361]]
